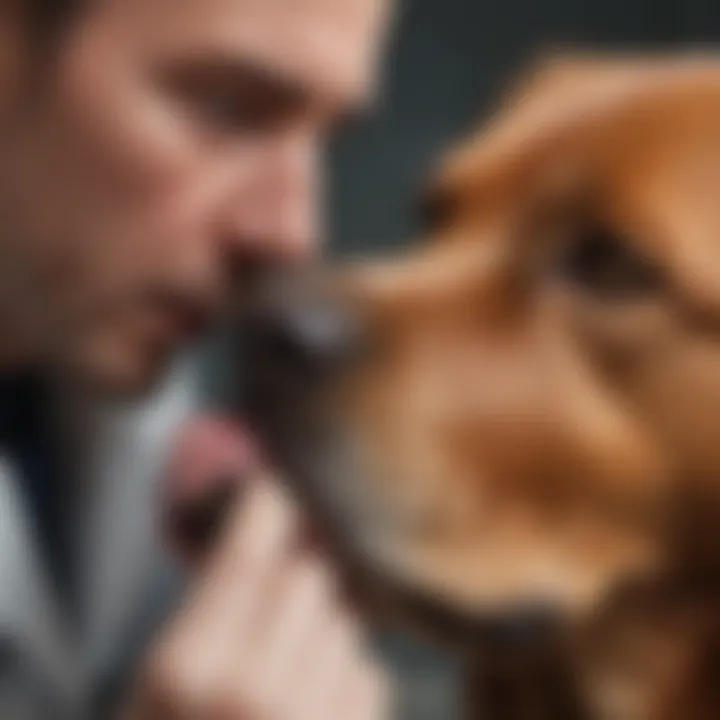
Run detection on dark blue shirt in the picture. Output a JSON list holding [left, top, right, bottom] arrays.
[[0, 373, 74, 615]]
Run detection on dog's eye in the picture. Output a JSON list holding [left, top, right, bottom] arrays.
[[554, 225, 664, 300]]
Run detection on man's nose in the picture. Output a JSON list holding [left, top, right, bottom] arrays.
[[225, 138, 320, 264]]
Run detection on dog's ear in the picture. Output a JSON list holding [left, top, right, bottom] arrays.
[[430, 55, 709, 213], [615, 74, 720, 322], [424, 55, 623, 221], [659, 155, 720, 322]]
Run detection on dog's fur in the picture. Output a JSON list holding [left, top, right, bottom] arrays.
[[244, 54, 720, 719]]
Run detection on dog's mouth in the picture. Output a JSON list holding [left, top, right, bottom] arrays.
[[162, 410, 565, 655], [256, 396, 570, 649]]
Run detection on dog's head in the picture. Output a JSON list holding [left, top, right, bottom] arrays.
[[241, 55, 720, 636]]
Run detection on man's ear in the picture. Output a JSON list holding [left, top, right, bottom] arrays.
[[0, 5, 28, 110], [0, 0, 57, 113]]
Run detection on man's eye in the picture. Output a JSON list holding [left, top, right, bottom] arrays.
[[161, 64, 301, 138], [189, 85, 278, 135], [553, 224, 664, 300]]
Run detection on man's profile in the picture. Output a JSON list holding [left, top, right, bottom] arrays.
[[0, 0, 393, 717]]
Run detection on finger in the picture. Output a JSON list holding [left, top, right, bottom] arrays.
[[155, 480, 302, 711], [188, 477, 300, 634], [348, 660, 394, 720], [315, 650, 390, 720], [291, 612, 365, 720], [250, 555, 338, 694]]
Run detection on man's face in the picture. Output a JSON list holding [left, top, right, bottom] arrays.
[[0, 0, 390, 392]]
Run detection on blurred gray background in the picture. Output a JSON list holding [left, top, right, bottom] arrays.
[[206, 1, 720, 717]]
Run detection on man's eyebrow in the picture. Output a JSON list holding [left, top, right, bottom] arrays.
[[162, 51, 310, 108], [162, 50, 366, 122]]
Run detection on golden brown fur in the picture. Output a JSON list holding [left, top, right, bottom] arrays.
[[245, 53, 720, 719]]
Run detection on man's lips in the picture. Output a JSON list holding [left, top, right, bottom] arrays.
[[162, 415, 262, 563]]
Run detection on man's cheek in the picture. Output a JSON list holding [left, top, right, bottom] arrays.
[[70, 314, 177, 393]]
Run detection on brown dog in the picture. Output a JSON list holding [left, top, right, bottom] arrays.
[[240, 54, 720, 720]]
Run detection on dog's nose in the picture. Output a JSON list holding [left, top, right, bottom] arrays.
[[241, 275, 362, 385]]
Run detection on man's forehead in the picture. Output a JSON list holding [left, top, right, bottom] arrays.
[[93, 0, 393, 109]]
